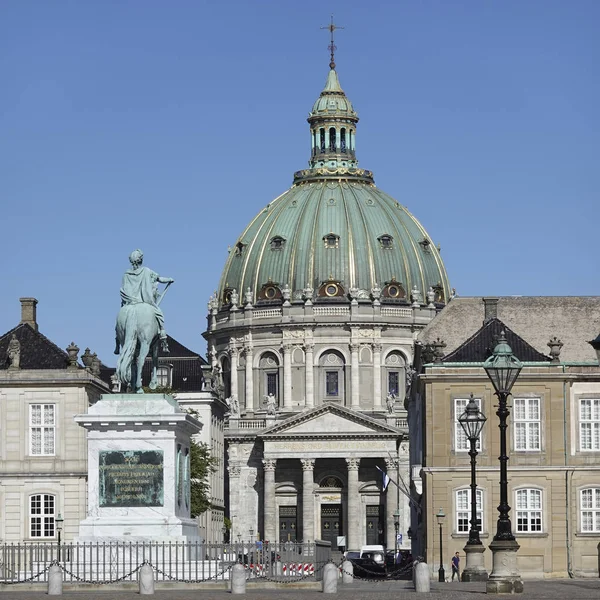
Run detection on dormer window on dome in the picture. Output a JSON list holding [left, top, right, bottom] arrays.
[[378, 234, 393, 249], [383, 280, 406, 300], [419, 238, 431, 253], [270, 236, 286, 251], [324, 233, 340, 249], [235, 241, 246, 256], [318, 279, 345, 298]]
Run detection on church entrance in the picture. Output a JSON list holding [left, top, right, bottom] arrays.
[[366, 504, 384, 546], [279, 506, 297, 542], [320, 504, 343, 546]]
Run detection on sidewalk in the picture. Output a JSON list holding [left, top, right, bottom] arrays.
[[1, 579, 599, 599]]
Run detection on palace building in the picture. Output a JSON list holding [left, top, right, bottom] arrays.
[[204, 43, 451, 550]]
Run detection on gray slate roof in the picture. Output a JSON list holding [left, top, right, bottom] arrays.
[[419, 297, 600, 363]]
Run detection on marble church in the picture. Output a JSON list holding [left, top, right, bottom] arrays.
[[204, 45, 451, 551]]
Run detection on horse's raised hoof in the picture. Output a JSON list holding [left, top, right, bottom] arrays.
[[149, 381, 157, 390], [136, 388, 145, 394]]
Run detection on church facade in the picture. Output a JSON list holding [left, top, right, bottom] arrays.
[[204, 50, 451, 550]]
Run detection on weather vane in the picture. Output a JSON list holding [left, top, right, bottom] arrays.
[[321, 15, 344, 70]]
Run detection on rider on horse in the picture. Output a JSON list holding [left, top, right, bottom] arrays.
[[116, 249, 174, 353]]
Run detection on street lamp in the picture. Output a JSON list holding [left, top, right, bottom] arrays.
[[249, 528, 254, 544], [588, 333, 600, 364], [55, 513, 64, 562], [436, 508, 445, 582], [483, 331, 523, 594], [393, 509, 401, 563], [458, 393, 487, 581]]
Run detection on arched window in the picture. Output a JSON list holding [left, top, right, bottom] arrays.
[[515, 488, 542, 532], [30, 494, 56, 538], [580, 488, 600, 532], [384, 352, 406, 399], [340, 128, 346, 153], [259, 352, 280, 403], [455, 488, 483, 534], [329, 127, 336, 152], [320, 129, 326, 153], [319, 351, 345, 403]]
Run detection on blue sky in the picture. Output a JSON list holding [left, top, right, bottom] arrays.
[[1, 1, 598, 364]]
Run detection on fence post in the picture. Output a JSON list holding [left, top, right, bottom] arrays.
[[322, 562, 338, 593], [341, 560, 354, 584], [139, 562, 154, 595], [231, 563, 246, 594], [47, 562, 62, 596]]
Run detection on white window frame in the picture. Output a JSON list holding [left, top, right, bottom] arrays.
[[515, 488, 542, 533], [580, 488, 600, 533], [156, 366, 171, 388], [513, 397, 541, 451], [579, 399, 600, 451], [455, 488, 483, 534], [29, 404, 56, 456], [29, 494, 56, 538], [454, 398, 482, 452]]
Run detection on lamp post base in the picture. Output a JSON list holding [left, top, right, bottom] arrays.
[[461, 543, 488, 582], [486, 539, 523, 594]]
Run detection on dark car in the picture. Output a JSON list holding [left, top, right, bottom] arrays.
[[386, 550, 413, 579], [348, 546, 387, 577]]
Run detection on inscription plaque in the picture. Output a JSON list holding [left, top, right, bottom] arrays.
[[99, 450, 164, 507]]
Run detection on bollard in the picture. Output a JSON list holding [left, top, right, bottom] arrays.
[[139, 563, 154, 595], [47, 563, 63, 596], [275, 561, 283, 576], [415, 561, 430, 593], [341, 560, 354, 585], [322, 562, 338, 593], [231, 563, 247, 594]]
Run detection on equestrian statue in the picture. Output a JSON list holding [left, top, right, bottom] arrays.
[[114, 249, 174, 393]]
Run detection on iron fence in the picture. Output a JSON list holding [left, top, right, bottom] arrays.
[[0, 540, 331, 585]]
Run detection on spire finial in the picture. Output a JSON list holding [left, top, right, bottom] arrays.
[[321, 15, 343, 70]]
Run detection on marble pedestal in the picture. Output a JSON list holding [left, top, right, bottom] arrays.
[[75, 394, 202, 542], [486, 539, 523, 594], [461, 542, 488, 582]]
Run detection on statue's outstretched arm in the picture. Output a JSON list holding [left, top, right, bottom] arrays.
[[158, 277, 174, 284]]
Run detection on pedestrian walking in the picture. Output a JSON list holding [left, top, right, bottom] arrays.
[[451, 551, 460, 581]]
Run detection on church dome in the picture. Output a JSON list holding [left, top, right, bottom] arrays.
[[218, 63, 451, 307]]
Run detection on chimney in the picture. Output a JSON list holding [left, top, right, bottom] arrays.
[[483, 297, 498, 324], [20, 297, 38, 331]]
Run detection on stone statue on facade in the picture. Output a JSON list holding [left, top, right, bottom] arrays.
[[227, 395, 240, 416], [114, 249, 174, 393], [386, 392, 396, 414], [371, 282, 382, 305], [244, 288, 253, 307], [6, 334, 20, 369], [302, 285, 313, 304], [265, 393, 278, 415], [230, 289, 239, 309], [426, 287, 435, 307], [282, 283, 291, 305], [410, 285, 421, 307]]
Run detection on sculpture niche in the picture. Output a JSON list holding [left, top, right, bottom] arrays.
[[114, 249, 174, 393]]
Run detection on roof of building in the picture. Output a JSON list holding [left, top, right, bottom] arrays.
[[217, 61, 451, 307], [0, 323, 72, 370], [419, 296, 600, 363], [442, 317, 550, 363]]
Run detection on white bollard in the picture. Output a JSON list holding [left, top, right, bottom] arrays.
[[138, 563, 154, 595], [231, 563, 246, 594], [47, 564, 63, 596], [322, 562, 338, 593], [415, 561, 431, 593], [341, 560, 354, 584]]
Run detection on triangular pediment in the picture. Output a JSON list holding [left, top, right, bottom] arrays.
[[260, 404, 401, 438]]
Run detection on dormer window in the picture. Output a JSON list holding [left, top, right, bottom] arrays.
[[378, 234, 393, 249], [324, 233, 340, 249], [270, 236, 286, 251], [419, 238, 431, 252], [235, 241, 246, 256]]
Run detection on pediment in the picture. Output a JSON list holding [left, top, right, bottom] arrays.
[[260, 404, 400, 438]]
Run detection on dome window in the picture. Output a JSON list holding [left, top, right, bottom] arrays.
[[433, 283, 445, 304], [318, 279, 345, 298], [419, 238, 431, 253], [323, 233, 340, 249], [383, 280, 406, 300], [378, 234, 394, 249], [257, 282, 283, 302], [235, 241, 246, 256], [270, 236, 286, 251]]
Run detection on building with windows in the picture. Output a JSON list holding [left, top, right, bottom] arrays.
[[204, 49, 451, 550], [0, 298, 109, 542], [408, 296, 600, 577]]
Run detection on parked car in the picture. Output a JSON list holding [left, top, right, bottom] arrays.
[[347, 545, 387, 576], [343, 550, 360, 560]]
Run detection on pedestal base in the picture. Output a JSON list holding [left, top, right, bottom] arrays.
[[486, 539, 523, 594], [461, 542, 488, 582]]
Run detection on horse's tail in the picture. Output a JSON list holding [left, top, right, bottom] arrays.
[[116, 307, 137, 385]]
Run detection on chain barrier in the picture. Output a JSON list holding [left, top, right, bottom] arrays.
[[0, 563, 51, 585], [339, 559, 414, 584], [150, 561, 234, 583], [246, 558, 330, 584], [58, 561, 144, 585]]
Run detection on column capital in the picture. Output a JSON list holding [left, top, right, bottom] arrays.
[[346, 458, 360, 471], [263, 459, 277, 472], [372, 343, 383, 352], [282, 343, 293, 354], [350, 343, 361, 353], [384, 458, 398, 472], [243, 344, 253, 355], [301, 459, 315, 471], [227, 465, 241, 477], [229, 346, 239, 357], [304, 342, 315, 352]]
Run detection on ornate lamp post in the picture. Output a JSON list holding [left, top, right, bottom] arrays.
[[588, 333, 600, 363], [436, 508, 445, 582], [249, 528, 254, 544], [55, 513, 64, 562], [458, 394, 487, 581], [483, 331, 523, 594]]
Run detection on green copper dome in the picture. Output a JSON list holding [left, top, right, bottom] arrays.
[[218, 64, 451, 306]]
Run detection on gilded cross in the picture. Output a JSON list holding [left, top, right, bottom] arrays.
[[321, 15, 344, 69]]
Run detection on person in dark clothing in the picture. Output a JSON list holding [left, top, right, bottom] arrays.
[[451, 552, 460, 581]]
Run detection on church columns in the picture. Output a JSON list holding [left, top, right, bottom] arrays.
[[350, 343, 360, 409], [229, 345, 239, 401], [372, 343, 382, 409], [301, 459, 315, 541], [304, 343, 314, 408], [282, 344, 293, 409], [384, 459, 399, 550], [346, 458, 360, 550], [244, 345, 254, 412], [263, 459, 277, 542]]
